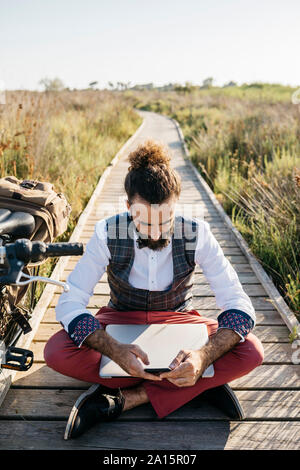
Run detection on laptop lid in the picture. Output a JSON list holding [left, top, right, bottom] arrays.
[[99, 323, 214, 378]]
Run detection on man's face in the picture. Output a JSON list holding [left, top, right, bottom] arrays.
[[126, 195, 177, 251]]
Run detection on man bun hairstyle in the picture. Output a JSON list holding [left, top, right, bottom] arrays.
[[124, 139, 181, 204]]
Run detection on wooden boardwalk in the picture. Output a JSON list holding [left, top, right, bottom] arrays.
[[0, 110, 299, 450]]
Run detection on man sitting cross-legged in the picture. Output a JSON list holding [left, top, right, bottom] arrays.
[[44, 139, 264, 440]]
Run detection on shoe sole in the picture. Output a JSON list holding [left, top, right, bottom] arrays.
[[198, 383, 245, 420], [222, 384, 245, 420], [64, 383, 100, 440]]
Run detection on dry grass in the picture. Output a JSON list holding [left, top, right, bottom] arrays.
[[0, 89, 142, 301]]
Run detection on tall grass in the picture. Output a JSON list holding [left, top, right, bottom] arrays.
[[0, 89, 142, 302], [129, 85, 300, 320]]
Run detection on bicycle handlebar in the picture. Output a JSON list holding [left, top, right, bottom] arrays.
[[46, 242, 83, 258], [0, 239, 83, 263], [0, 238, 84, 285]]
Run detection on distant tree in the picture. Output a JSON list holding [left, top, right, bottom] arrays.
[[115, 81, 132, 91], [223, 80, 237, 88], [39, 77, 65, 92], [174, 81, 196, 94], [157, 83, 175, 91], [89, 81, 98, 89], [201, 77, 214, 89], [108, 81, 115, 90]]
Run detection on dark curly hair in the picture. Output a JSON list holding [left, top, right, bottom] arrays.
[[124, 139, 181, 204]]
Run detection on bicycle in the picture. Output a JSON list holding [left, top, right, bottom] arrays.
[[0, 208, 83, 372]]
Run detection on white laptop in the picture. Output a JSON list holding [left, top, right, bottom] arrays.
[[99, 323, 214, 379]]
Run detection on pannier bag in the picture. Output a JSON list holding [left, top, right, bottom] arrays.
[[0, 176, 71, 244], [0, 176, 72, 343]]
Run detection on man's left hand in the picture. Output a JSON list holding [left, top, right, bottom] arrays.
[[158, 349, 209, 387]]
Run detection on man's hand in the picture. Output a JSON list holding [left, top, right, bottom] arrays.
[[158, 349, 209, 387], [110, 342, 163, 381], [158, 328, 241, 387], [84, 328, 162, 382]]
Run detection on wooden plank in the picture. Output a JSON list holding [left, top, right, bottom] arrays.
[[193, 284, 267, 296], [193, 272, 260, 283], [0, 390, 226, 420], [11, 363, 300, 389], [234, 390, 300, 419], [250, 342, 294, 363], [230, 364, 300, 388], [31, 341, 48, 362], [0, 420, 299, 449], [1, 389, 300, 421], [13, 364, 92, 388], [193, 297, 278, 311]]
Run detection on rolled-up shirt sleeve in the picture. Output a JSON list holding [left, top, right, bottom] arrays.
[[55, 218, 110, 347], [194, 219, 256, 342]]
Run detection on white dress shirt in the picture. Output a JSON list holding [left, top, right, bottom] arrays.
[[55, 213, 256, 344]]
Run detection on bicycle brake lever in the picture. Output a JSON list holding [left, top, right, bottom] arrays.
[[14, 271, 70, 292]]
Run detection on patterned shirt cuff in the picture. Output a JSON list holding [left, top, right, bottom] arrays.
[[68, 313, 104, 348], [217, 309, 254, 342]]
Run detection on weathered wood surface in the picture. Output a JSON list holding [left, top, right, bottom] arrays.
[[10, 363, 300, 389], [0, 421, 299, 450], [0, 109, 299, 450], [1, 389, 300, 420]]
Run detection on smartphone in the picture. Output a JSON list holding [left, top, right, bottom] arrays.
[[144, 367, 171, 374]]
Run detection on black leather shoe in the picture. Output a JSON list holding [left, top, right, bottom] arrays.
[[200, 383, 245, 420], [64, 383, 125, 440]]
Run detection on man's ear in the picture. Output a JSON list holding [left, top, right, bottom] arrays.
[[126, 199, 130, 210]]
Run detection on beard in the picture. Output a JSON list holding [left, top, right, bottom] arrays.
[[135, 223, 175, 251]]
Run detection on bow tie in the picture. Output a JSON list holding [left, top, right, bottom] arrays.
[[136, 238, 147, 249], [136, 237, 171, 249]]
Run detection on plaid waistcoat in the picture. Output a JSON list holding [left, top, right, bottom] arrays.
[[105, 211, 199, 312]]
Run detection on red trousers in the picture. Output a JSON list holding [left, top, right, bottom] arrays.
[[44, 306, 264, 419]]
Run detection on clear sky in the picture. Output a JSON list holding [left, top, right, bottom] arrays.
[[1, 0, 299, 90]]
